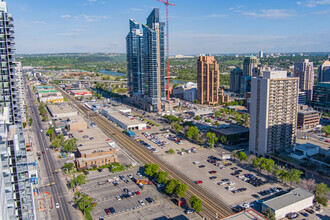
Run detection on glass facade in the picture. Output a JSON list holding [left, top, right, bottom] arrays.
[[313, 82, 330, 112], [126, 19, 144, 94]]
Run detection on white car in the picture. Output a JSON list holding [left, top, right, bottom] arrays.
[[55, 203, 60, 208], [226, 186, 235, 190], [193, 161, 200, 164], [238, 175, 245, 179], [116, 195, 121, 200], [228, 182, 236, 186], [217, 181, 226, 186], [138, 200, 145, 206]]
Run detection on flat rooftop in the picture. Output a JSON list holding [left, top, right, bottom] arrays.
[[71, 127, 110, 145], [47, 103, 78, 116], [70, 89, 91, 93], [295, 143, 319, 151], [263, 188, 314, 210], [298, 109, 320, 115], [78, 143, 115, 155], [221, 209, 267, 220], [211, 125, 249, 135], [104, 108, 146, 126]]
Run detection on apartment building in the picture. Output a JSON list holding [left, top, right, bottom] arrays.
[[294, 59, 314, 102], [249, 71, 299, 156]]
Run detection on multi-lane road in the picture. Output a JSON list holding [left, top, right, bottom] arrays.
[[54, 84, 234, 220], [26, 80, 72, 220]]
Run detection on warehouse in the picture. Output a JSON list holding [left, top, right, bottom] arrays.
[[101, 108, 146, 130], [70, 89, 92, 97], [67, 115, 87, 131], [261, 188, 314, 219], [47, 103, 78, 118]]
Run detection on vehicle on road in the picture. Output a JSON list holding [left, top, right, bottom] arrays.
[[55, 203, 60, 208]]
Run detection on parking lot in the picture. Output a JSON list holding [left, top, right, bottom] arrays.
[[80, 168, 200, 220]]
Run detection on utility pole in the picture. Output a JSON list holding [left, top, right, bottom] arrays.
[[158, 0, 175, 100]]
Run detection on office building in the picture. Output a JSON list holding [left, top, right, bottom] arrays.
[[298, 91, 307, 105], [297, 108, 320, 130], [294, 59, 314, 102], [312, 82, 330, 113], [197, 55, 219, 105], [243, 56, 259, 77], [219, 88, 230, 104], [318, 60, 330, 83], [249, 71, 298, 156], [259, 51, 264, 58], [126, 19, 144, 94], [230, 67, 243, 93]]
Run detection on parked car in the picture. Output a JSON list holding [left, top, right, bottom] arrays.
[[199, 165, 206, 168], [300, 212, 309, 217], [209, 176, 217, 180], [195, 180, 203, 184], [209, 170, 217, 174], [109, 207, 115, 214], [105, 208, 111, 215], [145, 197, 154, 203], [138, 200, 145, 206]]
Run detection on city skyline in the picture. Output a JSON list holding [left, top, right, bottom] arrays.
[[8, 0, 330, 54]]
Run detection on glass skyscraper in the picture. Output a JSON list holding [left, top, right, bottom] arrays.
[[126, 19, 144, 94], [126, 8, 165, 111]]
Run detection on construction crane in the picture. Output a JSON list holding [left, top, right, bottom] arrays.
[[158, 0, 175, 100]]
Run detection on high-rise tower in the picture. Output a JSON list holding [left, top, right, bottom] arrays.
[[294, 59, 314, 102], [318, 60, 330, 83], [243, 56, 259, 77], [249, 71, 299, 156], [0, 1, 35, 219], [126, 19, 144, 94], [142, 8, 165, 111], [197, 55, 219, 105]]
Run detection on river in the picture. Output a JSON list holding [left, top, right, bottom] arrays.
[[98, 70, 126, 77]]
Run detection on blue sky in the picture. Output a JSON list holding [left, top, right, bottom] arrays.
[[8, 0, 330, 54]]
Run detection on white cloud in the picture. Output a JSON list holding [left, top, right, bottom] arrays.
[[237, 9, 295, 19], [297, 0, 330, 7], [61, 15, 71, 18]]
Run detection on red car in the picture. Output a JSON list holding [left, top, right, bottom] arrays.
[[105, 139, 110, 141], [209, 170, 217, 174], [105, 208, 111, 215], [78, 130, 83, 133], [147, 126, 151, 129], [196, 180, 203, 184], [135, 191, 141, 195]]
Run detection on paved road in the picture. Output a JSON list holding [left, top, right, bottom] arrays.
[[26, 79, 72, 220]]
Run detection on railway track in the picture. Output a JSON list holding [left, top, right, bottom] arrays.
[[54, 85, 233, 219]]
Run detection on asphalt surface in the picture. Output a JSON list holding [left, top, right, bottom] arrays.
[[26, 80, 72, 220]]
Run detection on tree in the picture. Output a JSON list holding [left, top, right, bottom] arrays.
[[189, 196, 202, 213], [220, 135, 226, 145], [231, 150, 238, 161], [51, 139, 61, 149], [285, 169, 303, 186], [172, 83, 179, 89], [28, 118, 33, 126], [193, 99, 200, 104], [237, 151, 248, 162], [239, 100, 244, 106], [322, 125, 330, 136], [265, 207, 276, 220], [263, 158, 275, 174], [314, 183, 330, 197], [195, 115, 200, 120], [144, 164, 159, 177], [165, 179, 180, 195], [253, 158, 264, 172], [77, 194, 96, 214], [167, 149, 175, 154], [70, 174, 87, 188], [206, 132, 218, 147], [50, 131, 56, 141], [46, 128, 53, 136], [314, 196, 328, 206], [62, 138, 78, 153], [156, 171, 168, 184], [214, 111, 221, 118], [275, 169, 288, 183], [186, 126, 200, 141], [63, 163, 75, 173], [175, 183, 188, 197], [22, 122, 27, 128], [301, 178, 316, 192]]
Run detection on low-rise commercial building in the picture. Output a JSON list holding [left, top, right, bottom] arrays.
[[290, 143, 320, 160], [36, 88, 57, 94], [36, 85, 54, 90], [262, 188, 314, 219], [67, 115, 87, 131], [47, 103, 78, 118], [297, 109, 320, 129], [39, 93, 64, 103], [211, 124, 249, 147], [70, 89, 92, 97], [101, 108, 146, 130], [221, 209, 267, 220], [76, 143, 119, 170]]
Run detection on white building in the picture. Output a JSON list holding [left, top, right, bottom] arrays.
[[290, 143, 319, 160], [101, 108, 146, 130], [294, 59, 314, 102], [249, 71, 299, 156], [262, 188, 314, 219], [259, 51, 264, 58], [13, 62, 26, 122]]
